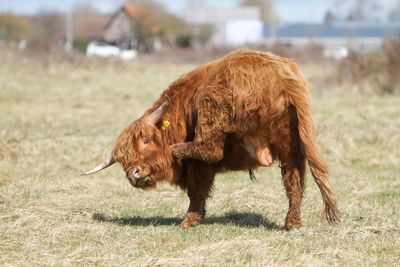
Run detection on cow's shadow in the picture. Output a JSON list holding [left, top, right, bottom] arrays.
[[92, 211, 281, 229]]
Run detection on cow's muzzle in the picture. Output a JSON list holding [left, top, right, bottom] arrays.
[[127, 175, 152, 188]]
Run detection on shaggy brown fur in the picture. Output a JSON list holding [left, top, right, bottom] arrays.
[[93, 49, 339, 229]]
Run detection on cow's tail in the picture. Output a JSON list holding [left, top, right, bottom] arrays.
[[286, 77, 340, 225]]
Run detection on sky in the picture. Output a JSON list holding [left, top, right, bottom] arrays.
[[0, 0, 397, 23]]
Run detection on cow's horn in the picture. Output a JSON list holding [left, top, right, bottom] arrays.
[[82, 154, 115, 175], [147, 98, 170, 125]]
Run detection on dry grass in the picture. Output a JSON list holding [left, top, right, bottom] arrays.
[[331, 39, 400, 95], [0, 51, 399, 266]]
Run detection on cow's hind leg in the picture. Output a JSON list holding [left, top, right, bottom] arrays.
[[181, 161, 215, 228], [281, 152, 306, 230], [274, 109, 306, 230]]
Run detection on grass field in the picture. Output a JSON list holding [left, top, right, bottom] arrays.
[[1, 52, 399, 266]]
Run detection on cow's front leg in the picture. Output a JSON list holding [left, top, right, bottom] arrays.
[[180, 161, 215, 228], [180, 195, 206, 229], [171, 137, 225, 164]]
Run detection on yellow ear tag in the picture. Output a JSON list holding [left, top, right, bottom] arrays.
[[161, 119, 170, 130]]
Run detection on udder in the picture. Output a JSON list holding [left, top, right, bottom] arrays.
[[217, 135, 272, 172], [243, 135, 273, 167]]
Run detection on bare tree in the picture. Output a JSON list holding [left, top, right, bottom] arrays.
[[388, 2, 400, 21], [241, 0, 278, 24], [126, 0, 166, 52], [72, 3, 101, 16], [349, 0, 381, 21], [29, 11, 65, 52], [158, 13, 189, 46], [331, 0, 382, 21], [241, 0, 278, 42], [0, 12, 31, 44], [324, 11, 337, 24]]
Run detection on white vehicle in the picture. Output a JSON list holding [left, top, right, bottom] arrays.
[[86, 41, 137, 60], [120, 49, 137, 60], [86, 42, 120, 58], [323, 46, 349, 60]]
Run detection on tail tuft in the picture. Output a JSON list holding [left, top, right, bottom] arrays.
[[285, 68, 340, 225], [311, 166, 340, 225]]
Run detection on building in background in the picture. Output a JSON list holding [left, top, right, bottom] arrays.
[[73, 15, 109, 41], [103, 4, 137, 48], [183, 6, 263, 46], [4, 1, 398, 54], [71, 15, 109, 52], [103, 3, 159, 52], [264, 21, 400, 53]]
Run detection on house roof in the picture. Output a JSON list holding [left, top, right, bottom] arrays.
[[264, 22, 400, 38], [73, 15, 110, 39], [103, 3, 160, 34], [123, 3, 141, 18]]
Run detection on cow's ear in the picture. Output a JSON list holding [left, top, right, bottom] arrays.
[[147, 99, 170, 125]]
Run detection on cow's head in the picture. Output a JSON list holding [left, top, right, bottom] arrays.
[[83, 99, 173, 189]]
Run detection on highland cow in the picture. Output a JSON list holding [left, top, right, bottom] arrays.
[[84, 49, 339, 229]]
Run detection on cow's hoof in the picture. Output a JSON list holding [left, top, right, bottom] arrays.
[[283, 222, 302, 231], [180, 218, 200, 229], [180, 212, 203, 229]]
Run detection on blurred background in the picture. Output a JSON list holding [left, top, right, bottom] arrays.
[[1, 2, 400, 265], [1, 0, 400, 93]]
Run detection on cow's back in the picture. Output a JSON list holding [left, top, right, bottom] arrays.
[[214, 49, 299, 134], [162, 49, 306, 139]]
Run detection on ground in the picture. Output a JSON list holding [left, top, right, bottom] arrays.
[[0, 53, 399, 266]]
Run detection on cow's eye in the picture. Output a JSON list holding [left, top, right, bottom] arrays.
[[143, 138, 149, 144]]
